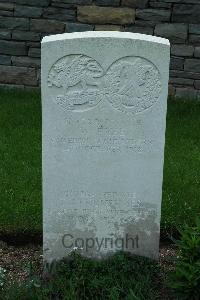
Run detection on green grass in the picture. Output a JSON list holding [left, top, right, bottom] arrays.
[[0, 89, 200, 236], [162, 98, 200, 232], [0, 89, 42, 236], [1, 252, 162, 300]]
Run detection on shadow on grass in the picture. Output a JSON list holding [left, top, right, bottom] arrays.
[[1, 251, 165, 300]]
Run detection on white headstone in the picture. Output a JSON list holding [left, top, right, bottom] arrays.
[[42, 32, 170, 262]]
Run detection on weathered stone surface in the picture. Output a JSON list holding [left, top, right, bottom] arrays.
[[78, 6, 135, 25], [66, 22, 94, 32], [168, 84, 175, 97], [0, 0, 197, 93], [189, 24, 200, 34], [189, 34, 200, 45], [160, 0, 200, 3], [51, 2, 76, 8], [0, 10, 13, 16], [170, 56, 184, 70], [42, 31, 170, 262], [170, 70, 200, 80], [43, 7, 76, 21], [28, 47, 41, 58], [136, 8, 171, 22], [12, 30, 41, 41], [0, 30, 11, 40], [0, 65, 37, 85], [194, 80, 200, 89], [24, 0, 50, 6], [184, 59, 200, 73], [194, 47, 200, 58], [24, 85, 40, 91], [26, 42, 41, 48], [52, 0, 92, 4], [0, 40, 27, 55], [37, 68, 41, 83], [149, 1, 171, 8], [0, 54, 11, 65], [125, 25, 154, 35], [94, 0, 120, 6], [172, 4, 200, 24], [122, 0, 148, 8], [95, 25, 121, 31], [175, 87, 197, 99], [0, 83, 24, 89], [30, 19, 65, 33], [12, 56, 40, 68], [0, 0, 50, 7], [0, 3, 14, 11], [0, 16, 29, 30], [51, 0, 92, 9], [171, 45, 194, 57], [155, 23, 187, 43], [14, 5, 43, 18], [169, 77, 194, 86], [135, 20, 157, 27]]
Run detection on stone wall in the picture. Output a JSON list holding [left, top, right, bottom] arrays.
[[0, 0, 200, 99]]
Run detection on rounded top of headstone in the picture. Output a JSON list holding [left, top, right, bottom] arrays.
[[42, 31, 170, 46]]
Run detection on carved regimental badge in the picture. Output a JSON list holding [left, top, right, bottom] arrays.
[[48, 54, 162, 114]]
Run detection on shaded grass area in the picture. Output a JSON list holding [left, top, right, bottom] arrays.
[[162, 98, 200, 233], [1, 252, 163, 300], [0, 89, 42, 236], [0, 89, 200, 237]]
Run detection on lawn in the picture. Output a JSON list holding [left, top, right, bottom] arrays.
[[1, 252, 163, 300], [0, 89, 42, 237], [162, 97, 200, 233], [0, 89, 200, 238]]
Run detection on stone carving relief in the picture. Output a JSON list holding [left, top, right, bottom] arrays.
[[48, 54, 161, 114]]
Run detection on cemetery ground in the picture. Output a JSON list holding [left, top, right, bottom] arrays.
[[0, 89, 200, 299]]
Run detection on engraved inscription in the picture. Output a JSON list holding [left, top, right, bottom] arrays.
[[48, 55, 161, 114], [51, 136, 155, 153], [50, 117, 162, 154], [45, 190, 157, 229]]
